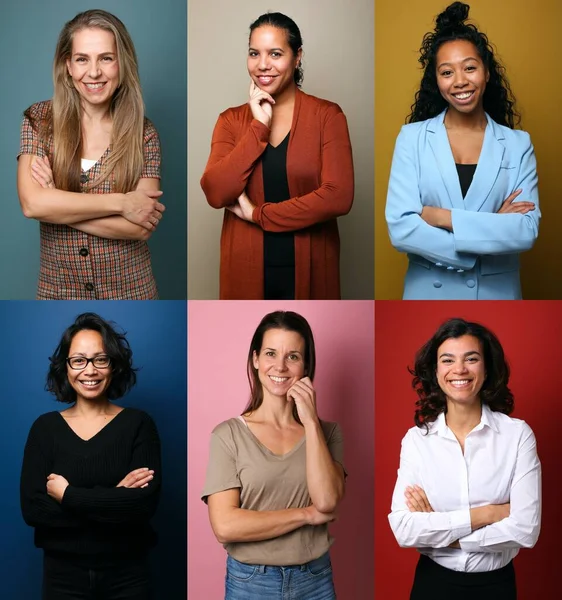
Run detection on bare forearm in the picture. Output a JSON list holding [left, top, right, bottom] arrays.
[[69, 216, 151, 241], [214, 506, 308, 544], [21, 188, 125, 223], [305, 421, 344, 513]]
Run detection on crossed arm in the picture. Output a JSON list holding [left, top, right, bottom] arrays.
[[17, 155, 164, 241]]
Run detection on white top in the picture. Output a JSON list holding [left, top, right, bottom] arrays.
[[81, 158, 97, 171], [388, 403, 541, 572]]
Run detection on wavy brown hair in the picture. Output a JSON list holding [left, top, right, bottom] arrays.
[[25, 9, 145, 193], [407, 2, 520, 128], [410, 318, 514, 432], [243, 311, 316, 425]]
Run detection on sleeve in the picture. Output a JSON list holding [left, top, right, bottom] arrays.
[[200, 112, 270, 208], [141, 120, 161, 179], [18, 105, 48, 159], [60, 413, 162, 524], [201, 424, 241, 503], [20, 417, 83, 529], [325, 421, 347, 477], [385, 126, 478, 270], [459, 423, 541, 553], [388, 431, 472, 548], [252, 106, 354, 232], [451, 132, 540, 254]]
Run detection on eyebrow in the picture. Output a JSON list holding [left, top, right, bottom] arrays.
[[438, 350, 482, 359], [263, 347, 302, 354], [72, 52, 116, 58], [249, 47, 285, 52], [438, 57, 479, 68]]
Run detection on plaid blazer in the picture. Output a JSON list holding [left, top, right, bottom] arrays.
[[19, 100, 161, 300]]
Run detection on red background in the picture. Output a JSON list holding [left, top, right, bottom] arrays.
[[375, 301, 558, 600]]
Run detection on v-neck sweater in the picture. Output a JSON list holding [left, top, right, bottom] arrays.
[[20, 408, 161, 561]]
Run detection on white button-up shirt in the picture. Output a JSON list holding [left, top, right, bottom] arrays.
[[388, 403, 541, 572]]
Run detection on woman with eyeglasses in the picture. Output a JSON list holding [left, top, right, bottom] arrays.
[[20, 312, 161, 600]]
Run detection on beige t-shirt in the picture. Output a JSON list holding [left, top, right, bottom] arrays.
[[202, 417, 345, 566]]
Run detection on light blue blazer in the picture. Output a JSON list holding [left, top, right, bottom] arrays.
[[385, 110, 540, 299]]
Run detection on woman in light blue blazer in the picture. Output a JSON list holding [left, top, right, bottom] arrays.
[[386, 2, 539, 300]]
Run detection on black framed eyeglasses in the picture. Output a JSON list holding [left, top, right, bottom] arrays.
[[66, 355, 111, 370]]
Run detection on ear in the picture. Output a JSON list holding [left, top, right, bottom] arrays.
[[296, 47, 303, 68], [485, 68, 490, 83], [252, 350, 259, 370], [66, 58, 72, 76]]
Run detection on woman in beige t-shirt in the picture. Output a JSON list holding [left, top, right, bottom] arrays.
[[202, 310, 346, 599]]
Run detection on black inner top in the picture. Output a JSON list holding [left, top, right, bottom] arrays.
[[262, 132, 295, 299], [455, 163, 477, 199], [20, 409, 161, 565]]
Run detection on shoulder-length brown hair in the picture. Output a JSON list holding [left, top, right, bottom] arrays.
[[243, 311, 316, 425], [25, 9, 145, 193]]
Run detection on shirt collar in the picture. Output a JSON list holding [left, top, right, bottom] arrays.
[[426, 403, 500, 436]]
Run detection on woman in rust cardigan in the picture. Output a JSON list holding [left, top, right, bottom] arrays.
[[201, 12, 354, 300]]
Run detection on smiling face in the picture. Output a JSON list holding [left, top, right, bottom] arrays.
[[436, 39, 489, 116], [252, 328, 306, 400], [247, 25, 301, 97], [436, 335, 486, 405], [66, 27, 119, 111], [67, 329, 112, 403]]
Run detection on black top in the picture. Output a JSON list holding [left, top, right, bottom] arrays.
[[262, 133, 295, 299], [20, 408, 161, 563], [456, 163, 477, 199]]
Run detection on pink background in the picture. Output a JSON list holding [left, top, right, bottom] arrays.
[[187, 301, 374, 599]]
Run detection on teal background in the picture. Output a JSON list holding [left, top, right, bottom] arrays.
[[1, 0, 187, 299]]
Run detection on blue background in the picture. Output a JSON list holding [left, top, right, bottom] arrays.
[[0, 0, 187, 299], [0, 301, 187, 600]]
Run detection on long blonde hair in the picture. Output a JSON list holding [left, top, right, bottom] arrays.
[[27, 10, 145, 193]]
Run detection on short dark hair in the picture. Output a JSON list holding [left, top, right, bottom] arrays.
[[46, 312, 137, 403], [249, 12, 304, 86], [408, 2, 520, 128], [410, 317, 514, 431], [243, 311, 315, 424]]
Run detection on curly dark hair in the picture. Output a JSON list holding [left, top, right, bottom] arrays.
[[407, 2, 520, 128], [249, 12, 304, 87], [46, 312, 137, 403], [243, 310, 315, 425], [410, 318, 514, 431]]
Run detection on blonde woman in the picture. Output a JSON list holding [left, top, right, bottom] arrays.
[[17, 9, 165, 300]]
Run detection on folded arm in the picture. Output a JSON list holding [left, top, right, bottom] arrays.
[[201, 114, 270, 209], [251, 109, 354, 232], [385, 127, 477, 270]]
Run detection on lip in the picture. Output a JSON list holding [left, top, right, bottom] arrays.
[[450, 90, 475, 104], [256, 75, 277, 86], [83, 82, 108, 92], [447, 379, 472, 389], [268, 375, 289, 384]]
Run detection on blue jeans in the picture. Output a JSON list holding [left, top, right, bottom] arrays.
[[225, 552, 336, 600]]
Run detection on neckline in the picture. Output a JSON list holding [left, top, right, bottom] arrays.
[[268, 131, 290, 150], [57, 407, 127, 443], [80, 146, 110, 173], [237, 416, 305, 458]]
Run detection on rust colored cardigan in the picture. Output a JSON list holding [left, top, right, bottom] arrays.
[[201, 89, 354, 299]]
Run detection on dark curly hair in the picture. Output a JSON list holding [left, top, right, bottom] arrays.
[[410, 318, 514, 432], [249, 12, 304, 87], [46, 312, 137, 403], [243, 311, 315, 425], [407, 2, 520, 128]]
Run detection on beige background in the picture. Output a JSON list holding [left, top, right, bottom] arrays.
[[188, 0, 374, 299], [375, 0, 562, 299]]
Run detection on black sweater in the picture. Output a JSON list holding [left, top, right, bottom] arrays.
[[20, 408, 161, 560]]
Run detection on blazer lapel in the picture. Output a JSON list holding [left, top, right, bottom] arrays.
[[427, 111, 465, 210], [463, 115, 506, 211]]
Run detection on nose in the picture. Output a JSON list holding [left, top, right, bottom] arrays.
[[453, 70, 468, 88], [452, 360, 468, 374], [258, 54, 271, 71], [274, 355, 288, 372], [88, 61, 101, 78]]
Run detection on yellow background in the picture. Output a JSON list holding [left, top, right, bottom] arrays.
[[375, 0, 562, 299]]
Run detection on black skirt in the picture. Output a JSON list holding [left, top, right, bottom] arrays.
[[410, 554, 516, 600]]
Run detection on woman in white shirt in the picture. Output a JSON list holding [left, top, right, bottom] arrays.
[[389, 318, 541, 599]]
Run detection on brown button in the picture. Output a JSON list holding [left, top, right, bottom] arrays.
[[85, 283, 94, 292], [80, 173, 89, 184], [79, 248, 89, 257]]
